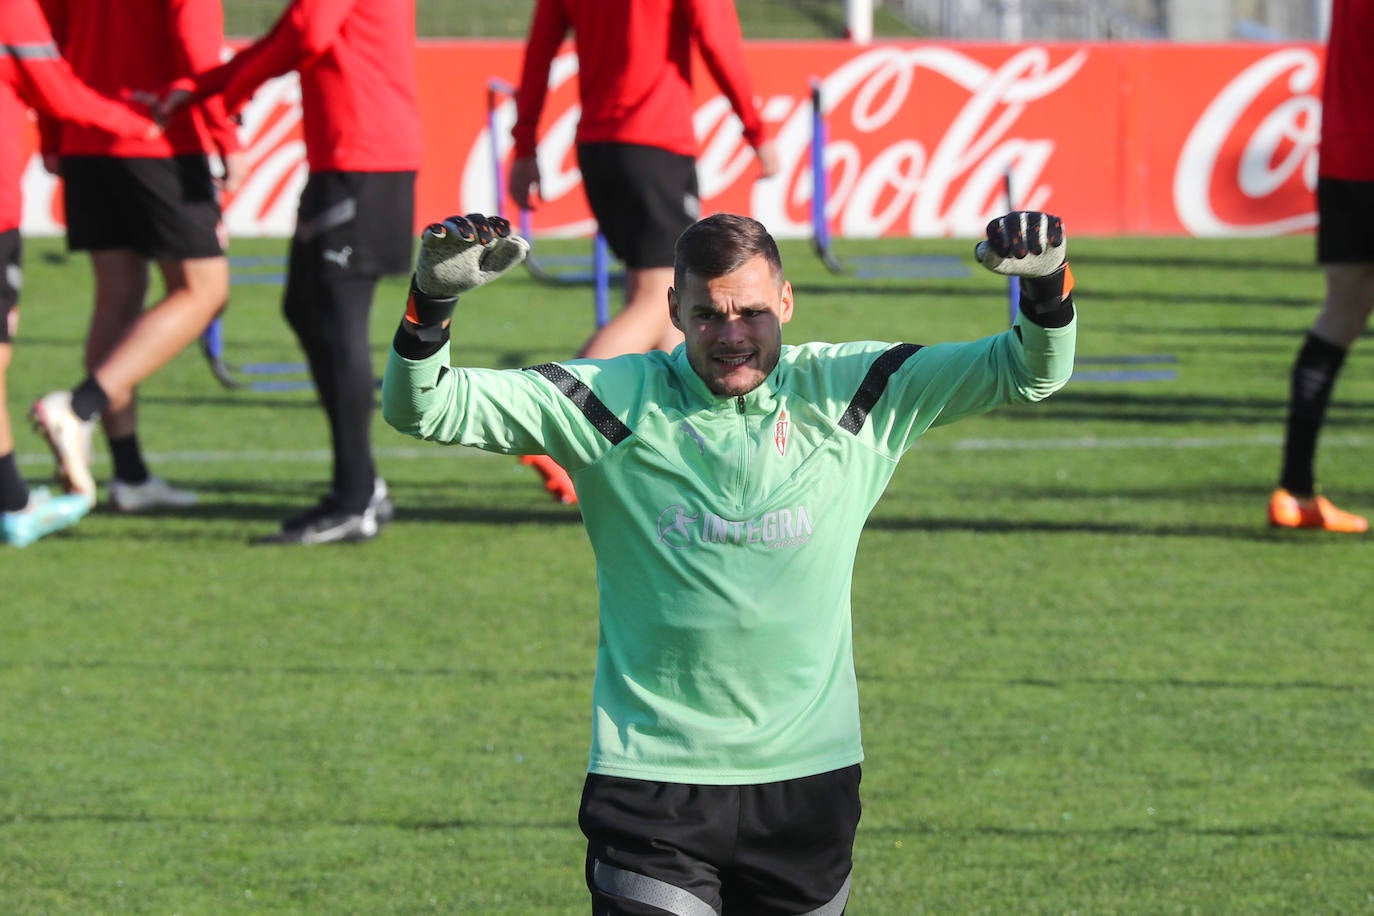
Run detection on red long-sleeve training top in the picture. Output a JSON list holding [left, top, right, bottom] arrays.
[[37, 0, 238, 160], [512, 0, 769, 160], [1, 0, 157, 232], [177, 0, 421, 173], [1319, 0, 1374, 182]]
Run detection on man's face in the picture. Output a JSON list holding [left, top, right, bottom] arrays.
[[669, 255, 794, 398]]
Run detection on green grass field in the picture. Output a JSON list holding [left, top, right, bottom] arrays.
[[3, 232, 1372, 914]]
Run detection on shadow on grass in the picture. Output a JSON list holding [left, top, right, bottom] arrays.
[[1102, 322, 1322, 339], [863, 515, 1283, 542], [0, 811, 570, 833], [1074, 253, 1314, 273], [7, 811, 1367, 841], [787, 280, 1316, 309], [106, 506, 1339, 545], [139, 393, 322, 410], [90, 503, 583, 536], [75, 477, 582, 540], [995, 389, 1374, 426], [951, 674, 1369, 693], [87, 473, 1367, 544], [859, 822, 1374, 841], [1076, 287, 1313, 308], [21, 657, 591, 681]]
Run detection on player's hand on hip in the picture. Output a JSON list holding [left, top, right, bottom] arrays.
[[975, 211, 1066, 278]]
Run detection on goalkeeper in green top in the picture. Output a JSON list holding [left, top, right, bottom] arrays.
[[382, 209, 1077, 915]]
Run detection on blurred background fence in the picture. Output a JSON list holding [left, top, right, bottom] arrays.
[[894, 0, 1328, 40], [222, 0, 1329, 41], [220, 0, 911, 39]]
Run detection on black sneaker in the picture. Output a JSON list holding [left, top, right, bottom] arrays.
[[256, 479, 394, 546]]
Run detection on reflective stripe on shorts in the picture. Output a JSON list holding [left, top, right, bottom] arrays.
[[593, 860, 717, 916], [801, 870, 851, 916], [593, 861, 851, 916]]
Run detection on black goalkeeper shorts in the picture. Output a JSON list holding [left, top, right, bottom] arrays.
[[1317, 177, 1374, 264], [579, 765, 861, 915], [577, 142, 700, 270]]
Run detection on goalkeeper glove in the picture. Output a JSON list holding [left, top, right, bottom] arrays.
[[975, 211, 1074, 327], [399, 213, 530, 345]]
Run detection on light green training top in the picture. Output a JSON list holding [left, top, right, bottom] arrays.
[[382, 315, 1075, 785]]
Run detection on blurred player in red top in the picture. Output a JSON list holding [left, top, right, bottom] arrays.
[[28, 0, 244, 515], [1, 0, 160, 546], [160, 0, 423, 545], [1269, 0, 1374, 533], [508, 0, 778, 503]]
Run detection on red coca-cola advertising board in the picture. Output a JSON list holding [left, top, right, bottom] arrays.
[[18, 40, 1325, 239]]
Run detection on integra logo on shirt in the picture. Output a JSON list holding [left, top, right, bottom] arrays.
[[656, 504, 814, 551]]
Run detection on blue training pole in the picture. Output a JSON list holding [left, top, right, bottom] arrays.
[[593, 233, 610, 328], [201, 315, 224, 358], [810, 79, 829, 254], [808, 78, 843, 274], [492, 73, 607, 328], [486, 78, 513, 220], [1005, 167, 1019, 325]]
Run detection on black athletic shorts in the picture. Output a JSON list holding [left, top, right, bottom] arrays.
[[288, 170, 415, 277], [0, 229, 18, 343], [1317, 177, 1374, 264], [579, 765, 861, 915], [577, 142, 700, 270], [61, 155, 224, 259], [283, 170, 416, 317]]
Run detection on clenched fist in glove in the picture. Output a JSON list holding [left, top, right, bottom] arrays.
[[975, 211, 1074, 327], [400, 213, 530, 343]]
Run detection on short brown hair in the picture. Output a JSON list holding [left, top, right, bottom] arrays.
[[673, 213, 783, 290]]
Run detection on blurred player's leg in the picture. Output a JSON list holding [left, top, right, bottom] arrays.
[[1271, 234, 1374, 531], [576, 266, 679, 359], [259, 171, 411, 545], [516, 144, 697, 504], [1, 232, 91, 546], [33, 155, 224, 510]]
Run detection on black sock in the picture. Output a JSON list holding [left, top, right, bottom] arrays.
[[109, 434, 150, 485], [1278, 332, 1347, 497], [70, 376, 110, 422], [0, 451, 29, 512]]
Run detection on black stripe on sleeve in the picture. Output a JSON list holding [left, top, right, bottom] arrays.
[[838, 343, 924, 434], [526, 363, 633, 445]]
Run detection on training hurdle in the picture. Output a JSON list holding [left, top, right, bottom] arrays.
[[200, 256, 292, 388], [486, 77, 613, 329], [808, 78, 1174, 384], [197, 255, 317, 393], [809, 78, 970, 283]]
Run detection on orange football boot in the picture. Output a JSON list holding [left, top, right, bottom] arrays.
[[1267, 488, 1367, 533], [520, 454, 578, 505]]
